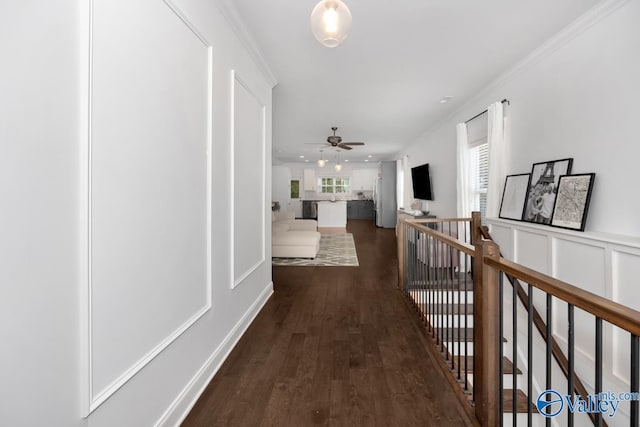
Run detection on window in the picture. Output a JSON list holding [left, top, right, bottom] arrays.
[[318, 177, 350, 193], [290, 180, 300, 199], [470, 143, 489, 223], [467, 112, 489, 224]]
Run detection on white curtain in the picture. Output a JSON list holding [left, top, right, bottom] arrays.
[[456, 123, 472, 218], [487, 102, 508, 218], [396, 158, 404, 208], [456, 123, 471, 272]]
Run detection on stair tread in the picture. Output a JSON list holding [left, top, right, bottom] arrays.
[[503, 389, 538, 413], [436, 327, 507, 343], [452, 356, 522, 374], [419, 303, 474, 315]]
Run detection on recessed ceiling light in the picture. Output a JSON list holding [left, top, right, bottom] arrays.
[[367, 155, 372, 158], [299, 155, 305, 158], [344, 159, 349, 162], [440, 96, 453, 104], [364, 159, 369, 162], [305, 159, 309, 162]]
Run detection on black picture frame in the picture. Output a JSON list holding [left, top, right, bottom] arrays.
[[550, 173, 595, 232], [522, 158, 573, 224], [499, 173, 530, 221]]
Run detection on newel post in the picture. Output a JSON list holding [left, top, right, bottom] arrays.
[[397, 219, 405, 290], [473, 238, 501, 426], [471, 211, 482, 245]]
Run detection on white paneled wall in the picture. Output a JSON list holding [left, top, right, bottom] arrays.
[[1, 0, 274, 425], [489, 217, 640, 423], [232, 71, 266, 288], [89, 0, 213, 410]]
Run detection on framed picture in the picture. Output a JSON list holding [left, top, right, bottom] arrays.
[[522, 158, 573, 225], [499, 173, 530, 221], [551, 173, 595, 231]]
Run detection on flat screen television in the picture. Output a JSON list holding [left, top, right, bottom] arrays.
[[411, 163, 433, 200]]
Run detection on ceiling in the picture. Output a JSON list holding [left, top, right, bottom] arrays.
[[230, 0, 600, 164]]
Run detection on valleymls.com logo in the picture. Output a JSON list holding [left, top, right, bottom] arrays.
[[536, 390, 640, 418], [536, 390, 565, 417]]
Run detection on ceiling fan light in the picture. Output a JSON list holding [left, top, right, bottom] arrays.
[[310, 0, 352, 48]]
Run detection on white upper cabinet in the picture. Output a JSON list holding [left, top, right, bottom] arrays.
[[303, 168, 317, 191], [351, 169, 376, 191]]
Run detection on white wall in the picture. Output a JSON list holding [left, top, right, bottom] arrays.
[[397, 2, 640, 422], [0, 2, 84, 425], [1, 0, 274, 426], [399, 0, 640, 238]]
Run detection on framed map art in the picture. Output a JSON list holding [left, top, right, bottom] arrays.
[[551, 173, 595, 231]]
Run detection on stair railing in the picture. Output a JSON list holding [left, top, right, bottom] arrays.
[[397, 212, 640, 426], [397, 214, 478, 421], [478, 225, 604, 426], [477, 235, 640, 426]]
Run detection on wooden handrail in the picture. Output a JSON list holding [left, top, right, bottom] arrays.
[[399, 218, 475, 256], [480, 225, 602, 424], [484, 255, 640, 337]]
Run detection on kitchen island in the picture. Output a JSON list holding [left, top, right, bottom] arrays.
[[317, 201, 347, 228]]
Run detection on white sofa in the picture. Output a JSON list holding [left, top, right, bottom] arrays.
[[272, 211, 321, 258]]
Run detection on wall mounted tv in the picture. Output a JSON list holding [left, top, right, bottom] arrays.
[[411, 163, 433, 200]]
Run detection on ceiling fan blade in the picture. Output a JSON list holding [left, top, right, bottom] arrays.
[[304, 142, 328, 145], [341, 142, 365, 145], [337, 143, 353, 150]]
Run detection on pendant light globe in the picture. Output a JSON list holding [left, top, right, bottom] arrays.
[[310, 0, 352, 48]]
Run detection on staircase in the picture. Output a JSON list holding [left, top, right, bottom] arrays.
[[408, 284, 544, 425]]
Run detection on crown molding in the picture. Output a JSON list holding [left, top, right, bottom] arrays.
[[215, 0, 278, 88], [418, 0, 630, 138], [484, 0, 629, 95]]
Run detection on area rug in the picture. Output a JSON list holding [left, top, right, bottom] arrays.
[[272, 233, 359, 267]]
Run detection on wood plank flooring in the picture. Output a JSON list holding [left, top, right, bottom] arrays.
[[182, 220, 476, 427]]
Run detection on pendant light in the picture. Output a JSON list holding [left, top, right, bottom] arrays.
[[334, 150, 343, 172], [318, 150, 326, 167], [310, 0, 352, 48]]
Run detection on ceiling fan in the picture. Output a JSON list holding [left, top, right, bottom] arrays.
[[308, 127, 365, 150]]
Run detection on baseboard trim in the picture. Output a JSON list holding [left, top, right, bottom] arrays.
[[154, 281, 274, 426]]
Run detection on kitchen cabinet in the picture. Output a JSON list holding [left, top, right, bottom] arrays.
[[303, 169, 316, 191], [317, 201, 347, 228], [351, 169, 376, 191], [347, 200, 374, 220]]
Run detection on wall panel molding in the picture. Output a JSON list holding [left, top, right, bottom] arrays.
[[154, 282, 274, 426], [488, 217, 640, 392], [82, 0, 213, 414], [230, 69, 267, 289]]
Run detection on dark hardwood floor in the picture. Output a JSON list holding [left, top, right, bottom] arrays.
[[182, 220, 476, 426]]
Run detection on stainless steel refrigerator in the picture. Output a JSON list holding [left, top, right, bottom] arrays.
[[374, 161, 397, 228]]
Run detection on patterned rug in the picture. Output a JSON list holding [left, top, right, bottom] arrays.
[[272, 233, 359, 267]]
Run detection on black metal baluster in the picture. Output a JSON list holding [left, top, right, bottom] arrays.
[[595, 317, 602, 427], [427, 232, 433, 335], [546, 294, 552, 427], [512, 273, 517, 424], [499, 272, 504, 420], [443, 239, 448, 356], [456, 246, 461, 380], [632, 334, 639, 427], [464, 250, 469, 392], [436, 235, 442, 346], [528, 284, 533, 427], [568, 304, 574, 427]]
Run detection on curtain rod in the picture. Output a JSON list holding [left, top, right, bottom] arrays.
[[464, 99, 510, 124]]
